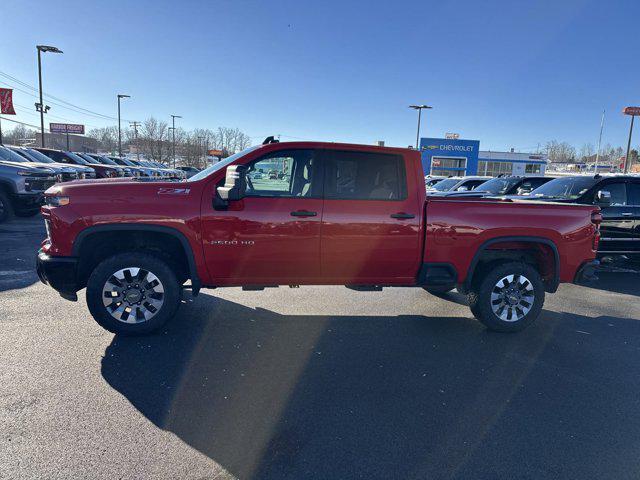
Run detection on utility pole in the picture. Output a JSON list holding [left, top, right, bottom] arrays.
[[624, 115, 635, 174], [129, 121, 141, 161], [170, 114, 182, 168], [595, 109, 605, 172], [117, 94, 130, 156]]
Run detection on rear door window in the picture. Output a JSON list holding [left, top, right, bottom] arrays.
[[627, 182, 640, 206], [325, 150, 407, 200]]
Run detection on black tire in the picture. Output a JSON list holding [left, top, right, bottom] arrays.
[[468, 261, 545, 332], [86, 252, 181, 335], [0, 190, 15, 224], [423, 285, 455, 294]]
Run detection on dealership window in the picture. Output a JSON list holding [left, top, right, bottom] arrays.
[[479, 160, 513, 176], [525, 163, 542, 174], [325, 151, 406, 200], [430, 157, 467, 176]]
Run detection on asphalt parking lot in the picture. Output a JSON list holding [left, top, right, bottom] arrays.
[[2, 217, 640, 480]]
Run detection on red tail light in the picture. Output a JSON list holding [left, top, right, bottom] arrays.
[[591, 210, 602, 250]]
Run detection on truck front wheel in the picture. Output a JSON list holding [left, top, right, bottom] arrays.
[[86, 252, 181, 335], [0, 190, 14, 223], [468, 262, 545, 332]]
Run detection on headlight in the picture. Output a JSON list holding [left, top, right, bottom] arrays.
[[46, 196, 70, 206], [17, 170, 35, 176], [105, 170, 116, 178]]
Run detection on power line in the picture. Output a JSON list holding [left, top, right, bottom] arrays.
[[0, 72, 133, 123], [0, 116, 48, 131]]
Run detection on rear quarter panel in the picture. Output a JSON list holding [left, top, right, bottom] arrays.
[[424, 198, 598, 283]]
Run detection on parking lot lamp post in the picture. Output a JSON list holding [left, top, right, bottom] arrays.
[[36, 45, 63, 147], [409, 104, 432, 150], [171, 115, 181, 168], [117, 94, 130, 156]]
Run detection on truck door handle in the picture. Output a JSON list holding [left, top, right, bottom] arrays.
[[290, 210, 317, 217], [390, 213, 415, 219], [621, 212, 634, 217]]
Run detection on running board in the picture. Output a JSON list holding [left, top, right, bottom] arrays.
[[345, 285, 383, 292]]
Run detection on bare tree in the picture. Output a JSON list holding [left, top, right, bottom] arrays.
[[3, 124, 37, 145], [545, 140, 576, 163], [87, 126, 119, 153], [578, 143, 595, 161]]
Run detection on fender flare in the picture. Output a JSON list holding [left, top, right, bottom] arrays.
[[465, 236, 560, 293], [72, 223, 201, 292]]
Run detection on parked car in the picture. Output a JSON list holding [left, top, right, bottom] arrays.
[[437, 176, 554, 198], [9, 146, 96, 180], [427, 176, 491, 193], [34, 148, 122, 179], [507, 174, 640, 259], [38, 140, 600, 335], [119, 158, 160, 178], [425, 175, 446, 189], [176, 166, 200, 178], [102, 156, 148, 177], [0, 159, 57, 222], [77, 153, 133, 177], [0, 145, 79, 184]]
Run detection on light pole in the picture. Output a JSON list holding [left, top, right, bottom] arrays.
[[197, 135, 205, 166], [409, 104, 432, 149], [36, 45, 63, 147], [117, 94, 130, 156], [170, 114, 182, 168]]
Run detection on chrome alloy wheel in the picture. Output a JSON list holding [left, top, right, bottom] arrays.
[[490, 274, 534, 322], [102, 267, 164, 324]]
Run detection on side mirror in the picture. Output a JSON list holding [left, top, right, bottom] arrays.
[[595, 190, 611, 205], [215, 165, 247, 207]]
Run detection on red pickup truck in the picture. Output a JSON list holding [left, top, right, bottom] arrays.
[[37, 139, 601, 335]]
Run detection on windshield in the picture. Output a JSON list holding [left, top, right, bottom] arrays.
[[0, 146, 29, 163], [189, 145, 261, 182], [529, 176, 597, 199], [63, 151, 90, 165], [25, 148, 55, 163], [431, 178, 461, 191], [97, 155, 119, 166], [475, 177, 521, 195]]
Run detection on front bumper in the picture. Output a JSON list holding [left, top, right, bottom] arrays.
[[574, 259, 600, 283], [36, 251, 79, 300]]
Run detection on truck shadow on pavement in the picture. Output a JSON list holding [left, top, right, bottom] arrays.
[[101, 293, 640, 480], [0, 217, 43, 292]]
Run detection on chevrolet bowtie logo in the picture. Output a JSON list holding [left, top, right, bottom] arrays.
[[426, 145, 438, 150]]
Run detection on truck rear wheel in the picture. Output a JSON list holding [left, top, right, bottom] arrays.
[[468, 262, 544, 332], [86, 252, 181, 335]]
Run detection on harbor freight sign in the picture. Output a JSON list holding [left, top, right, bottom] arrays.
[[49, 123, 85, 134], [623, 107, 640, 116]]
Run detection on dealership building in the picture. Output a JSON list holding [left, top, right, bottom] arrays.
[[419, 137, 548, 177]]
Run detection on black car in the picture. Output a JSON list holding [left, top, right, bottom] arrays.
[[510, 175, 640, 258], [438, 176, 553, 197]]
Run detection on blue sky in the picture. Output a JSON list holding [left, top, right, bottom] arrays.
[[1, 0, 639, 151]]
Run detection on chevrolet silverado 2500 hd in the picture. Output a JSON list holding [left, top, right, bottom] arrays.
[[37, 139, 601, 335]]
